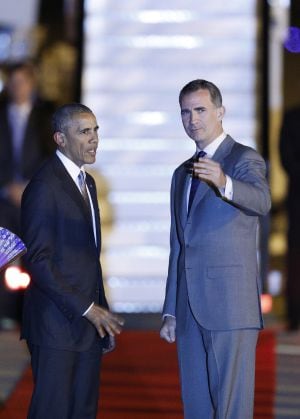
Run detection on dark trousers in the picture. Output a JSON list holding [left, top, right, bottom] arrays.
[[27, 343, 102, 419]]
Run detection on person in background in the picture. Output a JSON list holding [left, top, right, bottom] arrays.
[[279, 105, 300, 331], [0, 61, 55, 328], [21, 103, 124, 419], [160, 79, 271, 418]]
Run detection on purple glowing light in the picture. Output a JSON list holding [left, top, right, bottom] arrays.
[[284, 26, 300, 53]]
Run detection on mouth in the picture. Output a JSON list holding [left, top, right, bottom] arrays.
[[87, 149, 97, 156]]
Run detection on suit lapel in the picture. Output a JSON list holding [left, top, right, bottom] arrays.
[[176, 162, 191, 229], [86, 175, 101, 254], [52, 156, 95, 232]]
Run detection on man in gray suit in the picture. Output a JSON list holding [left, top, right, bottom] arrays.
[[160, 79, 271, 418]]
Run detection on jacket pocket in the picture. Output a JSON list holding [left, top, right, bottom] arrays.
[[207, 265, 243, 279]]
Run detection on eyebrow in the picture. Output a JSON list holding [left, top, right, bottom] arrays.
[[181, 106, 206, 112], [80, 125, 99, 131]]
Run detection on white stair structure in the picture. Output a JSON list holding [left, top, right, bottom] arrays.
[[82, 0, 258, 312]]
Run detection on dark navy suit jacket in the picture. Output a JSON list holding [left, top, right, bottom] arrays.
[[21, 154, 108, 351], [0, 97, 55, 186]]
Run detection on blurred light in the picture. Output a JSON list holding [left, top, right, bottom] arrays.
[[129, 35, 203, 49], [268, 0, 290, 6], [100, 138, 190, 151], [4, 266, 30, 290], [133, 10, 193, 24], [0, 32, 11, 60], [128, 111, 167, 126], [112, 302, 162, 313], [109, 191, 169, 204], [261, 294, 273, 314], [267, 270, 282, 295], [284, 26, 300, 53]]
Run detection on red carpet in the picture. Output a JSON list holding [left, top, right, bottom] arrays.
[[0, 330, 275, 418]]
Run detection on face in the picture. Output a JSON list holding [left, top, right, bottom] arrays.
[[180, 89, 224, 149], [55, 113, 99, 168], [7, 69, 35, 104]]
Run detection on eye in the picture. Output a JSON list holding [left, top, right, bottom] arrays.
[[81, 129, 90, 134]]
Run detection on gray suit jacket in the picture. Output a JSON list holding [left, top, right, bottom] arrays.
[[163, 135, 271, 330]]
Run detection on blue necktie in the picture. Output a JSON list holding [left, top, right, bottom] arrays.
[[188, 150, 206, 214]]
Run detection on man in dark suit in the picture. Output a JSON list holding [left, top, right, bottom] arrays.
[[0, 62, 54, 233], [0, 62, 55, 326], [160, 80, 271, 418], [279, 105, 300, 331], [21, 103, 124, 419]]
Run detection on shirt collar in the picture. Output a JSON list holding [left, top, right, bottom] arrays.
[[56, 149, 85, 183], [196, 132, 227, 158], [8, 101, 32, 117]]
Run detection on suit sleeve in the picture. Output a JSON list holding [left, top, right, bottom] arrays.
[[21, 179, 94, 319], [226, 148, 271, 216], [162, 172, 180, 317]]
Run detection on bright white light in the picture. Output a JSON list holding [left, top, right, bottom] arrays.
[[133, 10, 193, 24], [128, 112, 167, 126], [112, 302, 162, 313], [109, 191, 169, 204], [129, 35, 203, 49], [267, 270, 282, 295], [4, 266, 30, 290]]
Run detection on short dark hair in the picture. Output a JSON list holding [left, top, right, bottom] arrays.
[[179, 79, 223, 108], [5, 61, 36, 80], [52, 103, 94, 134]]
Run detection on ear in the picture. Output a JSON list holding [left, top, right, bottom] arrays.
[[217, 106, 225, 121], [53, 132, 65, 148]]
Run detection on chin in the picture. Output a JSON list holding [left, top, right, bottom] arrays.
[[86, 158, 96, 165]]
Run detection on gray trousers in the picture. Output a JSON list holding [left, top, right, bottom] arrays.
[[176, 302, 259, 419]]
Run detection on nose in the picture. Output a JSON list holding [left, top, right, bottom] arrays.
[[90, 130, 99, 144], [190, 111, 198, 125]]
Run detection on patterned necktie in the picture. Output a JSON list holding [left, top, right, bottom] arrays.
[[188, 150, 206, 214], [78, 170, 92, 212]]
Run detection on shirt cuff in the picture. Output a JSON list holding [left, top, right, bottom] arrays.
[[162, 314, 176, 320], [219, 175, 233, 200], [82, 302, 94, 316]]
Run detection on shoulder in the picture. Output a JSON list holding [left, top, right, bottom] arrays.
[[24, 155, 60, 196], [229, 139, 264, 163], [29, 155, 56, 179]]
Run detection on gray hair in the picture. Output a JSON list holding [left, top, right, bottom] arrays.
[[52, 103, 94, 134]]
